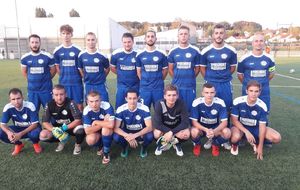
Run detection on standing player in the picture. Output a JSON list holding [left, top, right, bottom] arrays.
[[237, 32, 275, 111], [136, 30, 168, 109], [113, 89, 153, 158], [83, 91, 114, 164], [153, 84, 190, 156], [0, 88, 42, 155], [53, 24, 83, 111], [21, 34, 56, 112], [78, 32, 110, 102], [230, 80, 281, 160], [168, 25, 201, 112], [39, 85, 85, 155], [190, 83, 231, 157], [110, 32, 139, 109]]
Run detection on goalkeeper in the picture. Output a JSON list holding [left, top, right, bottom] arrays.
[[153, 84, 190, 157], [39, 84, 85, 155]]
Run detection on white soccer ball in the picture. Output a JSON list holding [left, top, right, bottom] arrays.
[[289, 69, 295, 73]]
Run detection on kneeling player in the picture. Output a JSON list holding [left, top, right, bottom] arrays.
[[190, 83, 231, 157], [114, 89, 153, 158], [153, 84, 190, 157], [40, 84, 85, 155], [0, 88, 42, 155], [83, 91, 114, 164], [230, 80, 281, 160]]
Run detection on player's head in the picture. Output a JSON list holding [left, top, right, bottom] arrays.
[[202, 83, 216, 103], [28, 34, 41, 53], [252, 32, 265, 52], [86, 91, 101, 112], [164, 84, 179, 106], [60, 24, 73, 44], [178, 25, 190, 45], [125, 89, 139, 110], [8, 88, 23, 110], [246, 80, 261, 103], [122, 32, 134, 52], [212, 23, 226, 45], [52, 84, 67, 106], [145, 30, 157, 47], [85, 32, 97, 51]]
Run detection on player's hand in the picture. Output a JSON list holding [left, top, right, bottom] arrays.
[[12, 132, 22, 142], [245, 131, 256, 144], [104, 114, 111, 121], [61, 123, 68, 131], [256, 144, 263, 160], [7, 131, 15, 143], [206, 128, 214, 139], [163, 131, 173, 143], [128, 139, 138, 148], [125, 133, 137, 142]]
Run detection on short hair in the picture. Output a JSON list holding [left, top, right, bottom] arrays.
[[8, 88, 23, 96], [60, 24, 73, 34], [122, 32, 134, 41], [53, 84, 65, 91], [145, 29, 156, 37], [164, 84, 178, 95], [126, 88, 139, 97], [86, 32, 96, 37], [246, 80, 261, 90], [213, 23, 225, 31], [28, 34, 40, 42], [178, 25, 190, 32], [202, 83, 215, 89], [87, 90, 100, 98]]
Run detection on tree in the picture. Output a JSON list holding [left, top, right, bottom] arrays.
[[69, 9, 80, 17], [35, 7, 47, 18]]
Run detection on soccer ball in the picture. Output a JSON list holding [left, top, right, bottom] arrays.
[[289, 69, 295, 73]]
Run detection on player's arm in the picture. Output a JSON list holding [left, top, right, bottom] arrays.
[[0, 123, 15, 142], [199, 66, 206, 78], [237, 73, 244, 83], [86, 115, 114, 135], [50, 65, 56, 78], [269, 72, 275, 81], [78, 68, 84, 78], [21, 66, 28, 79], [257, 122, 267, 160], [110, 65, 117, 74], [162, 67, 168, 80], [42, 122, 54, 131], [42, 103, 54, 131], [194, 65, 200, 77], [231, 115, 255, 144], [168, 63, 174, 78], [213, 119, 228, 135], [104, 67, 110, 77], [55, 64, 60, 75], [230, 65, 236, 74], [131, 118, 153, 140], [114, 119, 129, 138], [136, 67, 142, 80], [64, 119, 82, 130]]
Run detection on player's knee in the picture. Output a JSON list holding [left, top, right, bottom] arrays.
[[86, 135, 97, 146], [222, 128, 231, 139], [231, 132, 241, 143], [102, 128, 113, 136], [74, 125, 85, 135], [39, 130, 52, 141], [153, 129, 162, 139], [272, 133, 281, 144], [177, 130, 190, 140], [190, 127, 200, 138]]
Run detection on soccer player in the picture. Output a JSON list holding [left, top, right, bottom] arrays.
[[39, 84, 85, 155], [230, 80, 281, 160], [168, 25, 201, 112], [21, 34, 56, 112], [78, 32, 110, 102], [113, 89, 153, 158], [153, 84, 190, 156], [136, 30, 168, 109], [53, 24, 83, 111], [110, 32, 139, 109], [200, 23, 237, 112], [190, 83, 231, 157], [237, 32, 275, 111], [0, 88, 42, 155], [83, 91, 114, 164]]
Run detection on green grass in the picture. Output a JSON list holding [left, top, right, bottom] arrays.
[[0, 58, 300, 190]]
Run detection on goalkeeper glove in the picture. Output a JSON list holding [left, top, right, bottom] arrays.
[[52, 127, 70, 143], [61, 123, 68, 131]]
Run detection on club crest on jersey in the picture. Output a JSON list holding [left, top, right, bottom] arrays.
[[38, 59, 44, 64], [221, 54, 227, 59], [211, 109, 217, 115], [22, 114, 28, 119], [153, 56, 159, 61], [131, 58, 136, 63], [135, 115, 141, 120], [261, 61, 267, 66], [94, 58, 100, 63], [185, 53, 192, 58], [69, 52, 75, 57], [251, 110, 258, 116], [62, 110, 68, 115]]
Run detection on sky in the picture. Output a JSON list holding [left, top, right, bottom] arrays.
[[0, 0, 298, 30]]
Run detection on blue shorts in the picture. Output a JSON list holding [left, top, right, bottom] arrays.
[[208, 81, 233, 111], [28, 91, 52, 112], [65, 85, 84, 104], [178, 88, 196, 113], [115, 85, 139, 109], [139, 89, 163, 109], [85, 83, 109, 102], [0, 124, 41, 144]]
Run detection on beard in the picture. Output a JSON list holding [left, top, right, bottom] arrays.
[[30, 46, 40, 53], [214, 38, 224, 45], [146, 41, 155, 47]]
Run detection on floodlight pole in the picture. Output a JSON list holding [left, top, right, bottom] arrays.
[[14, 0, 21, 59]]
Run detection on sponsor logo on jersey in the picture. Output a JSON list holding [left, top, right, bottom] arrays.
[[94, 58, 100, 63], [144, 65, 158, 72], [200, 117, 217, 124], [38, 59, 44, 64], [126, 124, 143, 130], [185, 53, 192, 58], [120, 65, 135, 71], [221, 54, 228, 59], [14, 121, 30, 127], [240, 117, 257, 126], [30, 67, 44, 74], [85, 66, 99, 73], [177, 62, 191, 69], [62, 60, 75, 67], [250, 70, 266, 77], [211, 63, 226, 70]]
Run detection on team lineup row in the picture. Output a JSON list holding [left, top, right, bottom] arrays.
[[0, 23, 281, 164]]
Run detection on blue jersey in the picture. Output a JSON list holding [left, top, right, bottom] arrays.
[[115, 103, 151, 132], [110, 48, 139, 88], [201, 44, 237, 82], [1, 101, 39, 128], [83, 101, 114, 128], [21, 51, 54, 92], [53, 44, 82, 86], [190, 97, 227, 129], [168, 45, 201, 89], [238, 52, 275, 87], [136, 48, 168, 90], [78, 50, 109, 85], [231, 96, 268, 128]]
